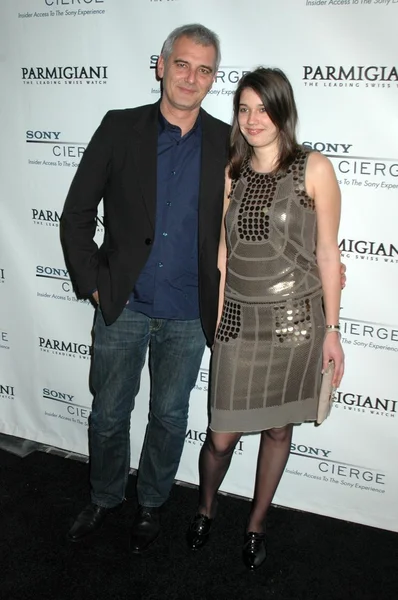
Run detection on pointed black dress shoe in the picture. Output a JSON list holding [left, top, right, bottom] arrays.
[[186, 513, 213, 550], [67, 503, 114, 542], [242, 531, 267, 570], [130, 506, 161, 554]]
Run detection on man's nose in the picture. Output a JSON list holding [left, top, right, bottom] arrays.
[[185, 68, 196, 84]]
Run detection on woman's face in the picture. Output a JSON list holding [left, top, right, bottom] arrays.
[[237, 87, 279, 149]]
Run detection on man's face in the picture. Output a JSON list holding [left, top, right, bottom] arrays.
[[157, 36, 217, 112]]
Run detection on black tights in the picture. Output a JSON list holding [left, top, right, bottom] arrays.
[[198, 424, 293, 532]]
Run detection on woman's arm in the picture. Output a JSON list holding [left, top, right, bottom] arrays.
[[214, 169, 232, 342], [306, 151, 344, 387]]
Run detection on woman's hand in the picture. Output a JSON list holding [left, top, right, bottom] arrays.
[[322, 332, 344, 388]]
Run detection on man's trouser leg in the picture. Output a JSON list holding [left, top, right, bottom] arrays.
[[136, 317, 206, 508], [89, 308, 150, 508]]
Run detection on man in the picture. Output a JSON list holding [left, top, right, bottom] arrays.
[[61, 24, 230, 553]]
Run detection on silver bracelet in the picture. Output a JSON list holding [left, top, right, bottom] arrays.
[[325, 325, 341, 334]]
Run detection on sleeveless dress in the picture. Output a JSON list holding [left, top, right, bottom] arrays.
[[210, 148, 325, 433]]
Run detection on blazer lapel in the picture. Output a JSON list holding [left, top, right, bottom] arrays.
[[198, 109, 228, 251], [130, 101, 160, 231]]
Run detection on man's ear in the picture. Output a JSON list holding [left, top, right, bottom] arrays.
[[157, 55, 164, 80]]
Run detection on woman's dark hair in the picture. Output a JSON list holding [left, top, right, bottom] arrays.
[[229, 67, 299, 179]]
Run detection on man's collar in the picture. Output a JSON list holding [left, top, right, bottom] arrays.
[[158, 107, 201, 135]]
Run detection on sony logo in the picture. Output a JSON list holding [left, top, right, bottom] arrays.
[[36, 266, 69, 278], [290, 443, 331, 458], [303, 141, 352, 154], [43, 388, 74, 402], [26, 130, 61, 141]]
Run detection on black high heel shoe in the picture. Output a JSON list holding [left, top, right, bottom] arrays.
[[242, 531, 267, 570]]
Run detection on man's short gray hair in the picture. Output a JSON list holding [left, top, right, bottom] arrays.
[[161, 24, 221, 73]]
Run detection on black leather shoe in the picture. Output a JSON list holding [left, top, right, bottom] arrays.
[[130, 506, 161, 554], [186, 513, 213, 550], [67, 503, 114, 542], [242, 531, 267, 570]]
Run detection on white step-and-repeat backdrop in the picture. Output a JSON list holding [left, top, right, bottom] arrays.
[[1, 0, 397, 532]]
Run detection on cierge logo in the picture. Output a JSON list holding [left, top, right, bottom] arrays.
[[18, 0, 106, 20], [339, 315, 398, 355], [288, 443, 386, 491], [44, 1, 105, 5]]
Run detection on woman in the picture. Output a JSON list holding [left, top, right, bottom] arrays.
[[186, 68, 344, 570]]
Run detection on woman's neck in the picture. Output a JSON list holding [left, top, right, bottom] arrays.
[[250, 142, 280, 173]]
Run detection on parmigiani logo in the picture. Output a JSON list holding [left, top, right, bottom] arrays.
[[303, 65, 398, 81], [39, 337, 92, 356], [21, 66, 108, 86]]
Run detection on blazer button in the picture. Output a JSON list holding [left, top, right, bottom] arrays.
[[145, 238, 152, 245]]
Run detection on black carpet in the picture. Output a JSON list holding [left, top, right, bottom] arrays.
[[1, 448, 397, 600]]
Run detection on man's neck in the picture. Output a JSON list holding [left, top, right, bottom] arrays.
[[159, 99, 200, 137]]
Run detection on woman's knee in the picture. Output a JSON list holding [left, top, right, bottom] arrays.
[[205, 431, 240, 458], [264, 424, 293, 443]]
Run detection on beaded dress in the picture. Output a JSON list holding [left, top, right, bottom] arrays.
[[210, 148, 325, 433]]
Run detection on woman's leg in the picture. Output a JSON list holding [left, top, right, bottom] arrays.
[[187, 428, 241, 549], [247, 424, 293, 532], [198, 428, 242, 516], [241, 424, 293, 569]]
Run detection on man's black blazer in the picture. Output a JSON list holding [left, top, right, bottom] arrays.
[[60, 100, 230, 345]]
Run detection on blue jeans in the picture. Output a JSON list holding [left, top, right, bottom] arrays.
[[89, 308, 206, 508]]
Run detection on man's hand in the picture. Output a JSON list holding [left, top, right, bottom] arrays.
[[92, 291, 99, 304]]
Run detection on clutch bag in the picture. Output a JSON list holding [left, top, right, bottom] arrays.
[[317, 361, 335, 424]]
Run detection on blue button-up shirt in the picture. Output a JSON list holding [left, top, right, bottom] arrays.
[[127, 111, 202, 319]]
